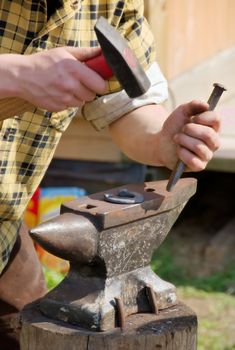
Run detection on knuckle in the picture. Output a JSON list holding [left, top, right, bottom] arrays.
[[203, 128, 214, 144], [85, 92, 96, 102], [212, 111, 220, 123], [210, 139, 220, 151], [194, 143, 204, 155], [62, 80, 76, 93], [77, 100, 85, 107], [194, 143, 213, 162], [191, 159, 206, 172], [60, 94, 72, 104], [205, 150, 213, 162], [183, 123, 193, 134], [198, 163, 206, 171], [190, 99, 201, 106], [188, 157, 198, 170]]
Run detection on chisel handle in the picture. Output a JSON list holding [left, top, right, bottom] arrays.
[[166, 83, 227, 192]]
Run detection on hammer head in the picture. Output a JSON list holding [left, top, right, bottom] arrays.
[[95, 17, 151, 98]]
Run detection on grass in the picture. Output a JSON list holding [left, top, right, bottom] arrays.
[[151, 239, 235, 293], [178, 286, 235, 350]]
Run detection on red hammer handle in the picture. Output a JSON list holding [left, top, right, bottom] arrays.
[[85, 52, 113, 80]]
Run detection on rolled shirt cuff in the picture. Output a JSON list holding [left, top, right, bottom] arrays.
[[81, 61, 168, 131]]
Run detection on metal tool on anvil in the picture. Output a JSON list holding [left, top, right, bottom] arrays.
[[30, 178, 197, 332], [166, 83, 227, 192], [0, 17, 150, 119]]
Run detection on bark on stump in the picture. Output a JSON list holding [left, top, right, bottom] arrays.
[[20, 301, 197, 350]]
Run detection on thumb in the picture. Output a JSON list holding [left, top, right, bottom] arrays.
[[65, 46, 102, 62], [181, 100, 209, 119]]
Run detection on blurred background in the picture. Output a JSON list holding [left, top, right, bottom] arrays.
[[24, 1, 235, 349]]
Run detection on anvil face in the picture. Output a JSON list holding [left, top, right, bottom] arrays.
[[30, 179, 197, 331]]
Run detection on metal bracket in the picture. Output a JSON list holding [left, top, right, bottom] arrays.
[[104, 188, 144, 204]]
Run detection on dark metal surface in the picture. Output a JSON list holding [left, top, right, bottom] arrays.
[[61, 178, 197, 229], [146, 285, 159, 315], [95, 17, 151, 98], [30, 178, 197, 331], [104, 188, 144, 204], [114, 297, 125, 331], [166, 83, 227, 192], [30, 213, 98, 264]]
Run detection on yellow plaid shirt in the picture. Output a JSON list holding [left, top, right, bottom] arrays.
[[0, 0, 156, 273]]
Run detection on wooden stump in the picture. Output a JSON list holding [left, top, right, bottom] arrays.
[[20, 301, 197, 350]]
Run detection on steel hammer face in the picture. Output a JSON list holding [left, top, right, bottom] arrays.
[[86, 17, 151, 98]]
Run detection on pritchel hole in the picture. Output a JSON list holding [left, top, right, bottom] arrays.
[[86, 204, 97, 209], [145, 188, 155, 192], [79, 204, 97, 210]]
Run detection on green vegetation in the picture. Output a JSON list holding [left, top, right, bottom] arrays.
[[178, 286, 235, 350], [43, 265, 65, 290], [151, 240, 235, 293]]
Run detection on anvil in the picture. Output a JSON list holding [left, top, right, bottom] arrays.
[[30, 178, 197, 331]]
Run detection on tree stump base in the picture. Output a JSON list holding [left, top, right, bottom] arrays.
[[20, 301, 197, 350]]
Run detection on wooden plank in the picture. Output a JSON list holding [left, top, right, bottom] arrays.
[[144, 0, 168, 76], [164, 46, 235, 109], [54, 117, 123, 162], [145, 0, 235, 79]]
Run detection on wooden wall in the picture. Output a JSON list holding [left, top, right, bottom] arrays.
[[145, 0, 235, 79]]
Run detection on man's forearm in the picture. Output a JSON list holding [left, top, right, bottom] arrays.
[[109, 100, 221, 172], [109, 104, 168, 166], [0, 54, 34, 119]]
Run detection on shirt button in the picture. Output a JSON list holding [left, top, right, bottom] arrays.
[[70, 0, 80, 9]]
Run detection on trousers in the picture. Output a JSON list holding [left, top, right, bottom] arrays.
[[0, 223, 47, 350]]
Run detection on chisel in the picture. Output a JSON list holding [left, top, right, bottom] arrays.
[[166, 83, 227, 192]]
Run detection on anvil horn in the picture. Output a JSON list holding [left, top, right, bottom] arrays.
[[30, 213, 98, 264]]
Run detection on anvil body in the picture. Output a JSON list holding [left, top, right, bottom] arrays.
[[30, 179, 197, 331]]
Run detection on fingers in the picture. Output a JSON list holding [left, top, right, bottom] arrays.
[[65, 46, 102, 62], [164, 100, 211, 136], [173, 110, 221, 171], [65, 46, 107, 94], [75, 62, 107, 95], [60, 78, 96, 103], [178, 122, 221, 150], [175, 100, 209, 122], [173, 124, 221, 171], [192, 110, 221, 132], [176, 146, 208, 172], [174, 133, 214, 162]]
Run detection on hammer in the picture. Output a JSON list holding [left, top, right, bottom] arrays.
[[0, 17, 150, 119], [86, 16, 150, 98]]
